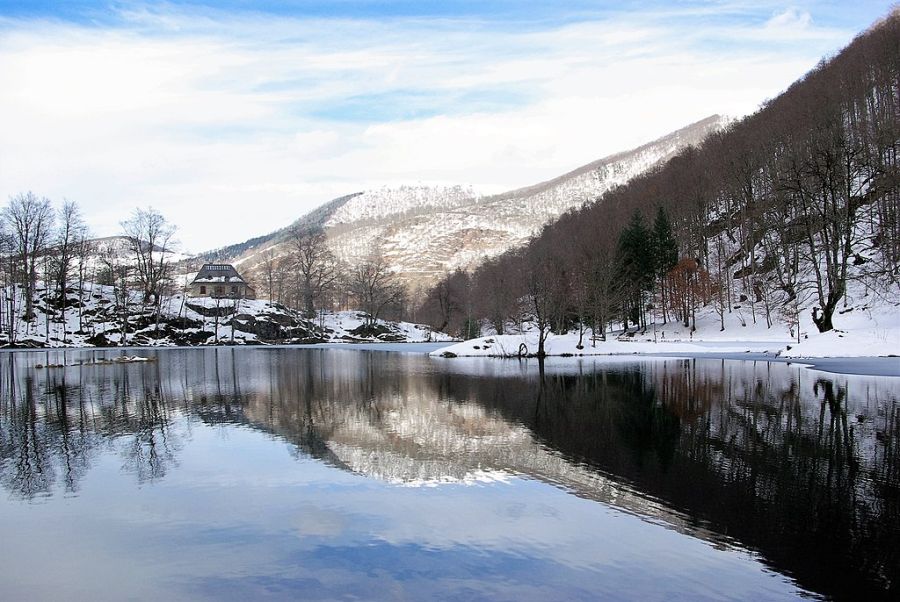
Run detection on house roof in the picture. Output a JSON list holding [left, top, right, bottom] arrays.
[[192, 264, 248, 284]]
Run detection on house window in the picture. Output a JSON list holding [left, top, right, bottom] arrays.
[[200, 286, 206, 295], [215, 286, 223, 296], [231, 286, 238, 295]]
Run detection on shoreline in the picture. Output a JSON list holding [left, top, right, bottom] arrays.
[[432, 349, 900, 378], [2, 341, 896, 377]]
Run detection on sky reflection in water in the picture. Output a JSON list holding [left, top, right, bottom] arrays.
[[1, 347, 897, 600]]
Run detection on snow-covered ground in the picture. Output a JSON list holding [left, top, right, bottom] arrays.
[[0, 282, 453, 348], [432, 295, 899, 360], [432, 330, 789, 359], [778, 303, 899, 358], [317, 310, 454, 343]]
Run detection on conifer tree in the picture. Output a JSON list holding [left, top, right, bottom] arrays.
[[651, 206, 679, 322], [651, 206, 678, 275], [616, 210, 653, 329]]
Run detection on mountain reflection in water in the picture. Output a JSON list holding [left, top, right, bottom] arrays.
[[0, 347, 898, 600]]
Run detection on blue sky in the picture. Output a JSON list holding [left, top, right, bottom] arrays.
[[0, 1, 883, 26], [0, 1, 895, 251]]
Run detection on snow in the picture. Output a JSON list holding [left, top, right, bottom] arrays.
[[325, 184, 479, 227], [327, 118, 723, 277], [218, 117, 725, 287], [431, 330, 787, 359], [0, 282, 453, 348], [778, 302, 899, 359], [431, 289, 899, 362], [305, 342, 449, 353], [317, 310, 455, 343]]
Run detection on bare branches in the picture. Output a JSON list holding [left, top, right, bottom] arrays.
[[121, 207, 176, 306], [52, 200, 88, 343], [1, 192, 54, 321], [286, 227, 337, 318], [349, 248, 405, 327]]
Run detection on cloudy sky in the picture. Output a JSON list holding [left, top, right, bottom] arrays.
[[0, 1, 894, 252]]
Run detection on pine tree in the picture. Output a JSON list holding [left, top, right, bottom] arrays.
[[616, 210, 653, 330], [651, 206, 678, 275], [651, 206, 679, 323]]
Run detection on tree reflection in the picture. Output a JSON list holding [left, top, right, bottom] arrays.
[[471, 359, 900, 599], [0, 349, 898, 598], [0, 357, 184, 494]]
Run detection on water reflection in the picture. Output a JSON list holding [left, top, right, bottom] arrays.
[[0, 348, 898, 599], [470, 360, 900, 599]]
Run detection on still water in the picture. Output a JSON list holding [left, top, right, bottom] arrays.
[[1, 347, 898, 600]]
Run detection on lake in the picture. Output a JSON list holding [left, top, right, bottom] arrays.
[[1, 346, 898, 600]]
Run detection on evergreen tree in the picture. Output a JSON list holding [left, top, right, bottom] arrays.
[[650, 206, 679, 323], [616, 210, 653, 329], [651, 206, 678, 276]]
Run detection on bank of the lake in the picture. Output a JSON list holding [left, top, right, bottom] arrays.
[[431, 330, 900, 370]]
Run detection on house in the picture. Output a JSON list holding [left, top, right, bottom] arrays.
[[190, 264, 256, 299]]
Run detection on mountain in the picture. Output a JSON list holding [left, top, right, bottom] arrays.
[[190, 115, 725, 288], [426, 9, 899, 348]]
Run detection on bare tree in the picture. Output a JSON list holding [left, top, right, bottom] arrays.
[[74, 235, 95, 333], [52, 201, 87, 343], [784, 115, 872, 332], [667, 258, 713, 331], [259, 248, 279, 303], [585, 249, 617, 345], [522, 245, 557, 358], [99, 246, 133, 346], [472, 258, 520, 336], [287, 227, 337, 318], [349, 249, 405, 327], [121, 207, 176, 306], [421, 269, 473, 336], [273, 256, 291, 305], [1, 192, 54, 321], [0, 224, 14, 341]]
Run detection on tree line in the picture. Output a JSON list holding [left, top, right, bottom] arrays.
[[0, 195, 179, 344], [0, 193, 411, 344], [418, 10, 900, 352], [253, 226, 407, 328]]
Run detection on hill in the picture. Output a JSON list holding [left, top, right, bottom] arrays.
[[422, 9, 900, 357], [190, 116, 725, 289]]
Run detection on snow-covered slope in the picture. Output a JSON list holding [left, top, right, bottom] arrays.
[[429, 284, 899, 360], [331, 115, 725, 281], [0, 282, 452, 348], [325, 185, 478, 226], [199, 115, 725, 289]]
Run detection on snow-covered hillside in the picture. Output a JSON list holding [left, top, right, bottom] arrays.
[[91, 236, 189, 263], [431, 286, 899, 359], [198, 115, 726, 289], [325, 185, 478, 226], [0, 282, 452, 348], [327, 115, 725, 280]]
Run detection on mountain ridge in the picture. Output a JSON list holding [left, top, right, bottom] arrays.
[[183, 114, 726, 290]]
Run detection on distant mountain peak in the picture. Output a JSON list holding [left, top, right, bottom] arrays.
[[325, 184, 479, 227], [184, 115, 726, 288]]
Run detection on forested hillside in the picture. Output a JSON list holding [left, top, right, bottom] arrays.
[[421, 10, 899, 355]]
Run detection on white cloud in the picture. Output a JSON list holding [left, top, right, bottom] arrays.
[[0, 5, 862, 252], [766, 8, 813, 31]]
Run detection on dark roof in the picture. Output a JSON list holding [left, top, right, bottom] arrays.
[[192, 264, 247, 284]]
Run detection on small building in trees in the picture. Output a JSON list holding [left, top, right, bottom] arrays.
[[189, 264, 256, 299]]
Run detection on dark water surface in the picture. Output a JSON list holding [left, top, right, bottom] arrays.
[[1, 347, 898, 601]]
